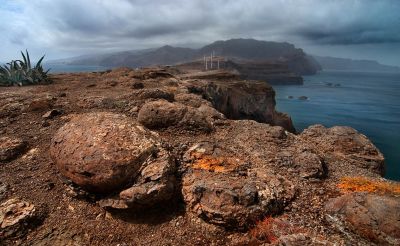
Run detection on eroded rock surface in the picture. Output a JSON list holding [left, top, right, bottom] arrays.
[[299, 125, 385, 175], [50, 112, 158, 193], [0, 136, 26, 161], [325, 192, 400, 245], [0, 198, 39, 239], [50, 112, 176, 208], [191, 80, 296, 132], [182, 142, 295, 229], [138, 100, 213, 131]]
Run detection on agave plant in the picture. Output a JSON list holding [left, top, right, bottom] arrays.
[[0, 50, 52, 86]]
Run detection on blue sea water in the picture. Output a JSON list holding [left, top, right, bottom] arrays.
[[273, 70, 400, 181]]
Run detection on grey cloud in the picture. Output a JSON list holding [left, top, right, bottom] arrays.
[[1, 0, 400, 65]]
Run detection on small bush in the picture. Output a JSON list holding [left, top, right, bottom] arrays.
[[0, 50, 52, 86], [338, 176, 400, 196]]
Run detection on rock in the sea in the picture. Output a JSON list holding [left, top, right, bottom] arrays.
[[325, 192, 400, 245], [50, 112, 158, 193], [182, 142, 295, 229], [0, 198, 38, 238], [138, 100, 212, 131], [0, 136, 26, 161], [298, 96, 308, 100]]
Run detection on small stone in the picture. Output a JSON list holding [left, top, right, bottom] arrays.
[[42, 109, 63, 119], [0, 198, 38, 238], [129, 106, 139, 113], [0, 136, 26, 161], [131, 81, 144, 89], [27, 98, 53, 111]]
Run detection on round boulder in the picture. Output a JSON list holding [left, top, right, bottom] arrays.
[[50, 112, 158, 193]]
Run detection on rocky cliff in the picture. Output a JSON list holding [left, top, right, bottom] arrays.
[[0, 67, 398, 245]]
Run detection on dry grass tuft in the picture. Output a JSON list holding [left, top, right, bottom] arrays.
[[338, 176, 400, 196], [249, 217, 305, 243]]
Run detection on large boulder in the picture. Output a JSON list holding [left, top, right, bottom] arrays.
[[182, 142, 295, 229], [138, 100, 213, 132], [138, 100, 187, 128], [50, 112, 159, 193], [99, 147, 176, 209], [299, 125, 385, 175], [325, 192, 400, 245]]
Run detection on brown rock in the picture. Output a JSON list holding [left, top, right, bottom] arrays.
[[182, 142, 295, 229], [138, 100, 212, 131], [293, 151, 326, 179], [179, 107, 213, 132], [50, 112, 158, 193], [28, 98, 53, 111], [138, 100, 187, 129], [200, 80, 295, 132], [131, 81, 144, 89], [325, 192, 400, 245], [42, 109, 63, 119], [0, 198, 38, 238], [174, 93, 207, 108], [300, 125, 384, 175], [0, 136, 26, 161], [130, 88, 174, 102], [100, 147, 176, 209]]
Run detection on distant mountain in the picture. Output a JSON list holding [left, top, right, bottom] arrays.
[[313, 56, 400, 72], [52, 39, 321, 75]]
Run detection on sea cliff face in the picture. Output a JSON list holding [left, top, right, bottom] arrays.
[[0, 67, 398, 245]]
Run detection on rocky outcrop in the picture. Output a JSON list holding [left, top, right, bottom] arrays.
[[188, 80, 295, 132], [325, 192, 400, 245], [299, 125, 385, 175], [182, 142, 295, 229]]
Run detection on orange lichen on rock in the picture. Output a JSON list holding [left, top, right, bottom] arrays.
[[191, 155, 240, 172], [338, 176, 400, 196]]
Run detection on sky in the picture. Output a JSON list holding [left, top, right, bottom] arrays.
[[1, 0, 400, 66]]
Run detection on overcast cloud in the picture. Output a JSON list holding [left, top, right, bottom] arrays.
[[1, 0, 399, 65]]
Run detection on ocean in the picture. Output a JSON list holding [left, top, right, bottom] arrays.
[[45, 65, 400, 181], [274, 70, 400, 181]]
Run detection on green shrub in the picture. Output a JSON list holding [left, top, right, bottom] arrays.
[[0, 50, 52, 86]]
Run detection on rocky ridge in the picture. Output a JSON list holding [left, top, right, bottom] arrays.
[[0, 67, 398, 245]]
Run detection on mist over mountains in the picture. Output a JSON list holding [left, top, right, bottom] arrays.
[[50, 38, 399, 74]]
